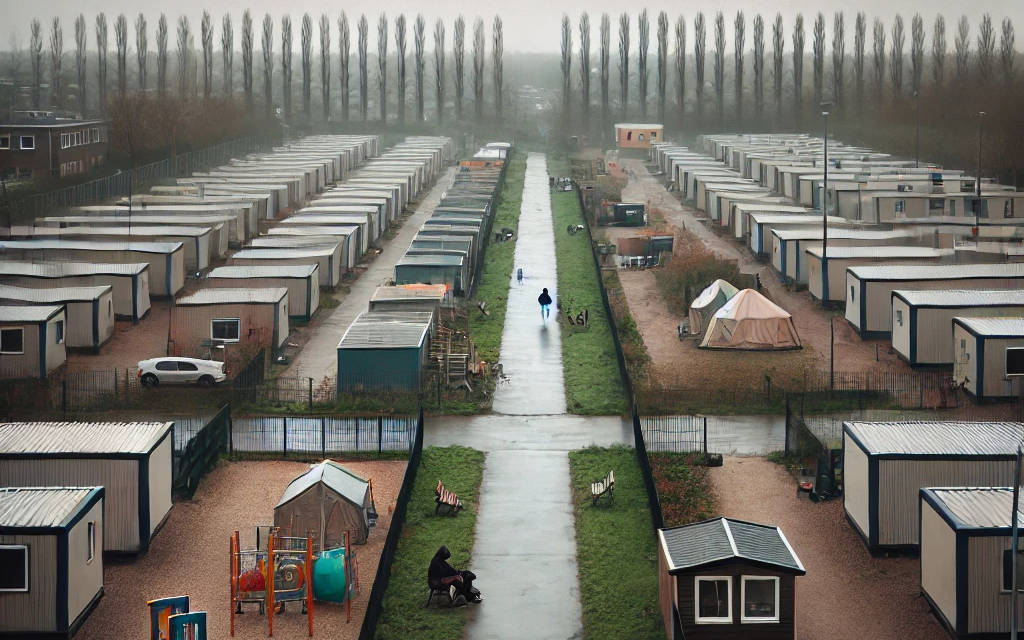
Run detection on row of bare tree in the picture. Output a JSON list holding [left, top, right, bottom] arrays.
[[21, 12, 505, 125]]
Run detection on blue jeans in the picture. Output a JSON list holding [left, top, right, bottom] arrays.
[[540, 304, 550, 319]]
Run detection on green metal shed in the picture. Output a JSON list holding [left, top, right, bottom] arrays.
[[394, 254, 466, 296], [337, 311, 433, 391]]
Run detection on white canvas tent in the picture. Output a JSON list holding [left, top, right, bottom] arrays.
[[274, 459, 375, 547], [688, 279, 740, 334], [700, 289, 802, 350]]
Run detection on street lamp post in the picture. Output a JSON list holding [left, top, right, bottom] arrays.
[[914, 90, 920, 169], [821, 102, 832, 268], [975, 111, 986, 234]]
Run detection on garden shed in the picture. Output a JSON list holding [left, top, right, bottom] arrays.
[[806, 246, 954, 303], [700, 289, 801, 350], [171, 288, 289, 364], [919, 487, 1024, 639], [369, 285, 449, 316], [0, 486, 105, 639], [337, 311, 433, 390], [230, 246, 341, 288], [0, 284, 114, 351], [891, 289, 1024, 366], [394, 254, 467, 296], [267, 225, 361, 268], [688, 279, 739, 335], [274, 459, 374, 548], [615, 123, 664, 149], [657, 517, 805, 640], [0, 261, 150, 321], [206, 265, 320, 320], [0, 421, 174, 553], [0, 305, 66, 379], [842, 421, 1024, 551], [952, 317, 1024, 400]]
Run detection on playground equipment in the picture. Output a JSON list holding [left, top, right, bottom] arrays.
[[230, 528, 317, 636], [148, 596, 207, 640], [311, 532, 358, 606], [168, 612, 207, 640]]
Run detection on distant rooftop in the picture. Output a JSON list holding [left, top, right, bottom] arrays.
[[3, 110, 107, 127]]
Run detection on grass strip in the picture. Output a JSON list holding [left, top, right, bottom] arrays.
[[569, 446, 664, 640], [375, 446, 486, 640], [648, 451, 717, 528], [551, 189, 628, 415]]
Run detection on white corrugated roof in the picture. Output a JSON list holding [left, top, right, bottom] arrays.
[[844, 421, 1024, 455], [207, 265, 317, 279], [232, 247, 335, 259], [954, 316, 1024, 336], [772, 228, 916, 240], [926, 488, 1024, 528], [397, 254, 464, 266], [0, 305, 63, 322], [849, 262, 1024, 281], [894, 289, 1024, 307], [807, 246, 952, 259], [29, 225, 211, 237], [268, 226, 357, 235], [0, 487, 99, 528], [0, 422, 173, 455], [177, 287, 287, 305], [248, 237, 341, 249], [0, 260, 148, 277], [0, 238, 183, 253], [371, 285, 448, 301], [338, 311, 433, 349], [0, 283, 111, 303]]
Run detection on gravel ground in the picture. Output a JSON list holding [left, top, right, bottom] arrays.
[[77, 459, 407, 640], [711, 456, 944, 640]]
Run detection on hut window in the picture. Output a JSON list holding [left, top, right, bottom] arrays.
[[1007, 348, 1024, 377], [895, 310, 903, 326], [894, 200, 906, 214], [19, 135, 34, 150], [694, 576, 732, 623], [87, 522, 96, 564], [1002, 549, 1024, 591], [0, 327, 24, 354], [0, 135, 9, 149], [850, 286, 855, 302], [741, 576, 780, 623], [0, 544, 29, 592], [55, 320, 64, 345], [212, 318, 241, 342]]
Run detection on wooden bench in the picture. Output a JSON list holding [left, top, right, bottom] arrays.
[[435, 480, 464, 516], [590, 470, 614, 505]]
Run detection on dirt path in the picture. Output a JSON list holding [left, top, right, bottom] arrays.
[[711, 457, 944, 640]]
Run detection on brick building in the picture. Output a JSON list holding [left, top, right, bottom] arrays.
[[0, 110, 110, 180]]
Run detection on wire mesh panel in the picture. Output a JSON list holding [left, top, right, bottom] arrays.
[[640, 415, 705, 453]]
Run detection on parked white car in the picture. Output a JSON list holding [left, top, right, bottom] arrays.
[[138, 357, 227, 387]]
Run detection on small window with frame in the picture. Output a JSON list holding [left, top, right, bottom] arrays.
[[850, 286, 855, 302], [0, 544, 29, 592], [211, 318, 241, 342], [695, 576, 732, 624], [741, 576, 780, 623], [0, 135, 9, 149], [55, 320, 64, 345], [1002, 548, 1024, 591], [896, 309, 903, 326], [894, 199, 906, 214], [0, 327, 24, 354], [19, 135, 35, 150], [91, 127, 100, 143], [1007, 348, 1024, 377], [87, 522, 96, 564]]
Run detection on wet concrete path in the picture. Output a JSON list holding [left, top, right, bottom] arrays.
[[464, 153, 585, 639]]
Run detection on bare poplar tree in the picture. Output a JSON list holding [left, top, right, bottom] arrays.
[[177, 16, 190, 98], [713, 12, 725, 124], [618, 13, 630, 119], [136, 14, 147, 92], [222, 15, 234, 96], [792, 14, 805, 118], [261, 14, 272, 117], [74, 16, 87, 114], [910, 14, 924, 94], [772, 14, 783, 114], [491, 16, 502, 118], [415, 15, 427, 121], [201, 12, 213, 100], [157, 15, 168, 98], [955, 16, 970, 84], [854, 13, 866, 110], [241, 11, 253, 110], [932, 16, 946, 87], [358, 15, 368, 120], [600, 14, 610, 131], [890, 15, 905, 96], [434, 19, 445, 123], [95, 15, 107, 113], [472, 18, 485, 120], [301, 14, 312, 118], [872, 18, 886, 101], [812, 13, 824, 104], [734, 12, 745, 123], [579, 14, 592, 124], [977, 14, 995, 83], [50, 18, 64, 108], [377, 13, 388, 123], [832, 13, 844, 107], [638, 10, 649, 119], [30, 19, 43, 109], [1000, 18, 1015, 85], [674, 16, 686, 123], [319, 15, 330, 120], [656, 12, 668, 122], [694, 13, 706, 121], [114, 15, 126, 96], [281, 16, 293, 120], [394, 15, 407, 123], [562, 15, 573, 123], [453, 16, 465, 121], [753, 15, 764, 117], [338, 13, 350, 121]]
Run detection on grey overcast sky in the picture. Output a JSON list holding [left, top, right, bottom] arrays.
[[7, 0, 1023, 54]]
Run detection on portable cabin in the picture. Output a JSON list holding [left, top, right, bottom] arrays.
[[730, 204, 811, 241], [746, 214, 846, 257], [919, 487, 1024, 639], [0, 421, 174, 553], [266, 226, 361, 269], [0, 261, 150, 321], [369, 285, 449, 315], [337, 311, 433, 390], [206, 265, 319, 321], [411, 235, 476, 273], [614, 123, 664, 149], [394, 254, 466, 296], [341, 180, 406, 211], [73, 203, 254, 243], [845, 263, 1024, 337], [246, 236, 349, 276], [38, 213, 236, 249], [806, 246, 954, 303], [274, 460, 373, 548], [133, 194, 263, 230], [0, 305, 66, 379], [716, 196, 794, 231], [327, 187, 400, 220], [230, 247, 341, 289], [775, 229, 925, 285], [21, 225, 215, 270], [0, 486, 105, 639], [842, 420, 1024, 551], [135, 190, 275, 220], [657, 518, 805, 640], [171, 288, 289, 363], [284, 211, 376, 247], [891, 290, 1024, 366], [0, 284, 114, 351], [952, 317, 1024, 400], [0, 239, 185, 297]]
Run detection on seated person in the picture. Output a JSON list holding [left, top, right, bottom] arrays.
[[428, 545, 482, 604]]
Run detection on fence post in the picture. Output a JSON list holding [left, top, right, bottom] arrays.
[[355, 418, 360, 451], [703, 416, 708, 455], [321, 417, 327, 459], [282, 417, 288, 457], [378, 416, 383, 454], [308, 377, 314, 411]]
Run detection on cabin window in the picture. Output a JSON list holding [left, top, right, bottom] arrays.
[[91, 127, 100, 143], [0, 327, 24, 354], [1002, 549, 1024, 591], [0, 544, 29, 592], [895, 310, 903, 326], [850, 286, 855, 302], [950, 200, 957, 216], [1006, 200, 1015, 219], [929, 199, 945, 211], [61, 133, 70, 148], [87, 522, 96, 564], [894, 200, 906, 214], [695, 576, 732, 623], [55, 320, 64, 345], [741, 576, 780, 623], [19, 135, 35, 150], [212, 318, 241, 342], [1007, 348, 1024, 377], [626, 131, 633, 141], [638, 133, 646, 141], [0, 135, 9, 149]]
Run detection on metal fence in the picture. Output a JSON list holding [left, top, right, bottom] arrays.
[[0, 368, 144, 413], [227, 414, 418, 458], [640, 415, 707, 453], [173, 404, 231, 498]]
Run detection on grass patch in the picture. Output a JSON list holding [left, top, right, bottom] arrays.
[[569, 446, 663, 640], [603, 269, 651, 381], [648, 452, 717, 528], [551, 190, 628, 415], [375, 446, 486, 640]]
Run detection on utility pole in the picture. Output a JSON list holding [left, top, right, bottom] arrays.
[[821, 102, 832, 263], [1012, 443, 1021, 640], [975, 111, 986, 235], [914, 90, 920, 168]]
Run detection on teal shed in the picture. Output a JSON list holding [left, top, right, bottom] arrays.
[[337, 311, 433, 390]]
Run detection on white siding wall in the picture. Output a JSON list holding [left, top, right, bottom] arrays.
[[0, 533, 57, 632], [918, 306, 1024, 365], [0, 321, 43, 379], [952, 324, 977, 394], [276, 297, 290, 348], [920, 503, 958, 630], [45, 313, 67, 374], [891, 297, 913, 361], [66, 499, 104, 625], [148, 436, 173, 537], [863, 277, 1024, 334], [845, 273, 864, 329], [967, 535, 1024, 633], [983, 337, 1024, 398], [844, 435, 870, 537]]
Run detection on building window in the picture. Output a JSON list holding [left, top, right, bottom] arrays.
[[0, 135, 9, 149], [74, 131, 83, 146], [950, 200, 957, 216], [0, 327, 24, 354], [896, 309, 903, 326], [212, 318, 241, 342], [1006, 200, 1015, 219], [87, 522, 96, 564], [61, 132, 70, 148], [626, 131, 633, 141], [695, 576, 732, 624], [0, 544, 29, 592], [91, 127, 100, 143], [741, 576, 780, 623], [929, 199, 944, 211], [55, 320, 64, 345], [1003, 549, 1024, 591], [1007, 348, 1024, 377], [19, 135, 35, 150], [850, 286, 855, 302], [638, 133, 646, 141], [894, 200, 906, 214]]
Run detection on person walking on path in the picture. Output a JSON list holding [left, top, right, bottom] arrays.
[[516, 267, 524, 285], [538, 288, 553, 322]]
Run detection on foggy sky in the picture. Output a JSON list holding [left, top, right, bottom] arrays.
[[7, 0, 1023, 54]]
